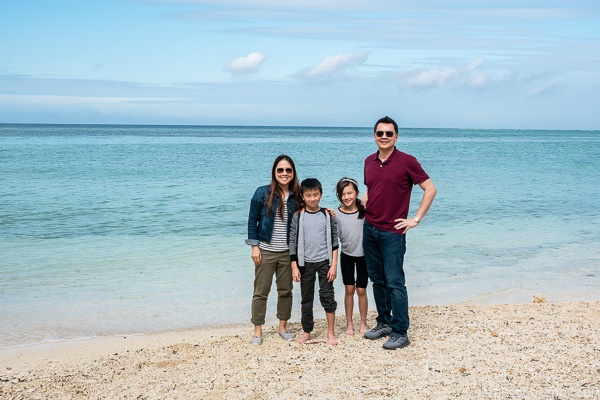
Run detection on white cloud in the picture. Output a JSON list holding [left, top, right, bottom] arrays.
[[469, 74, 488, 89], [528, 82, 560, 96], [407, 59, 489, 89], [408, 67, 457, 87], [297, 51, 369, 79], [225, 52, 267, 74], [466, 58, 485, 71]]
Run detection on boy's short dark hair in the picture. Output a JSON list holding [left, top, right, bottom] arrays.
[[300, 178, 322, 194]]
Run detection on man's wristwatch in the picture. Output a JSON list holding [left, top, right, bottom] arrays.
[[414, 217, 421, 224]]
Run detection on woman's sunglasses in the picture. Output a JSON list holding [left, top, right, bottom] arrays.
[[276, 167, 293, 174], [375, 131, 395, 138]]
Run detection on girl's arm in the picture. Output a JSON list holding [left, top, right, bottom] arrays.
[[328, 249, 338, 282], [328, 217, 338, 282]]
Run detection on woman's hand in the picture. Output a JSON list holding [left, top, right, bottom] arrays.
[[251, 246, 262, 266]]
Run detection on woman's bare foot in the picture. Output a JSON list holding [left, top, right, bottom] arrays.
[[297, 332, 311, 344], [359, 324, 369, 335], [345, 325, 355, 336], [327, 332, 338, 346]]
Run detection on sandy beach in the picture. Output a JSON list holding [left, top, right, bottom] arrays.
[[1, 299, 598, 399]]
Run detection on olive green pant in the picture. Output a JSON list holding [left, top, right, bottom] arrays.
[[251, 249, 293, 326]]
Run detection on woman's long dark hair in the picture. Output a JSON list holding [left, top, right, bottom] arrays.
[[336, 177, 365, 219], [267, 155, 302, 220]]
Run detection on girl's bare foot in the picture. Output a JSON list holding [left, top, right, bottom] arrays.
[[345, 325, 355, 336], [360, 325, 369, 335], [297, 332, 311, 344], [327, 333, 338, 346]]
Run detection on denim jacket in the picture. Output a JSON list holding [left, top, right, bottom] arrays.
[[246, 185, 299, 246]]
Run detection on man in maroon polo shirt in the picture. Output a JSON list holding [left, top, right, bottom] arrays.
[[362, 116, 437, 350]]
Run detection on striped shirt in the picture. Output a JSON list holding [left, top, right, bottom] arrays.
[[259, 198, 289, 252]]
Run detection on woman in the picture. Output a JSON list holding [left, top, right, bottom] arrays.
[[246, 154, 302, 345]]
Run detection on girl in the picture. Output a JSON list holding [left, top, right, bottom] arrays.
[[335, 177, 368, 336], [246, 155, 303, 345]]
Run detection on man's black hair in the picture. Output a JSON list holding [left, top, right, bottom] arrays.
[[374, 115, 398, 133]]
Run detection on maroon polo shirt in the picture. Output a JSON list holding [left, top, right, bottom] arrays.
[[364, 147, 430, 233]]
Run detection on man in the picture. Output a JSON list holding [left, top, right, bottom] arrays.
[[362, 116, 437, 350]]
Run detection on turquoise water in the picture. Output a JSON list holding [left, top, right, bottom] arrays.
[[1, 124, 599, 347]]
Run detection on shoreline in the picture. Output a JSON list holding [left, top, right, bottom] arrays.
[[0, 323, 248, 371], [3, 282, 598, 351], [2, 300, 599, 399]]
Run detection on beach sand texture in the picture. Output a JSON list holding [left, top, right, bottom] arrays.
[[1, 300, 598, 399]]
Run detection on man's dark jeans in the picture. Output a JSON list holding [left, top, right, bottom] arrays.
[[363, 221, 409, 335]]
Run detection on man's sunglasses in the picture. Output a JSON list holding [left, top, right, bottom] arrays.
[[375, 131, 395, 138]]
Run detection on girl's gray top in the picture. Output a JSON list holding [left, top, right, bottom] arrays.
[[336, 208, 364, 257]]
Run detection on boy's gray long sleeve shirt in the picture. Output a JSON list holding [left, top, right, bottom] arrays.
[[289, 208, 338, 267]]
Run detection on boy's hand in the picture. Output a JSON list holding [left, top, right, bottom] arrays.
[[291, 262, 301, 282], [327, 265, 337, 282]]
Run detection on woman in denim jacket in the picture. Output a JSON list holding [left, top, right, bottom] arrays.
[[246, 154, 302, 345]]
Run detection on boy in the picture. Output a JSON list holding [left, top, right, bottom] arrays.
[[289, 178, 339, 346]]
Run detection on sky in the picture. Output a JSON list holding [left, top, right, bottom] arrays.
[[1, 0, 599, 129]]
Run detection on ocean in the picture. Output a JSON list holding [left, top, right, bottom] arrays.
[[1, 124, 599, 348]]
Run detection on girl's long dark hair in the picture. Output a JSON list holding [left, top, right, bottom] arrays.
[[336, 177, 365, 219], [267, 155, 302, 220]]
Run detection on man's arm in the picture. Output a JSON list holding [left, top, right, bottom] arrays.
[[393, 179, 437, 233]]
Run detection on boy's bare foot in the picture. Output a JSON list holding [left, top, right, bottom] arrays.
[[360, 325, 369, 335], [327, 333, 338, 346], [345, 325, 355, 336], [297, 332, 311, 344]]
